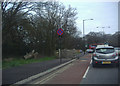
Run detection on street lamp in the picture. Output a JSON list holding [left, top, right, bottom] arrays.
[[83, 19, 93, 54], [83, 19, 93, 37]]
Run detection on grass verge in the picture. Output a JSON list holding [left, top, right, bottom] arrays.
[[3, 56, 56, 69]]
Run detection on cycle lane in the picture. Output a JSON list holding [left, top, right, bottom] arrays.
[[39, 54, 92, 84]]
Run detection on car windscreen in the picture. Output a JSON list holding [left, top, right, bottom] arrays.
[[96, 48, 114, 54]]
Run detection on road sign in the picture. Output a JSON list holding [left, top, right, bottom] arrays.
[[57, 28, 63, 35]]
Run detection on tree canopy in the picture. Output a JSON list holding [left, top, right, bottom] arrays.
[[2, 1, 119, 58]]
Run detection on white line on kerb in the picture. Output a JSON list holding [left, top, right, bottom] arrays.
[[83, 66, 90, 78]]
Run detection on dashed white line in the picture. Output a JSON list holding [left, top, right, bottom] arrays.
[[90, 55, 92, 64], [83, 55, 92, 79], [83, 66, 90, 78], [90, 59, 92, 64]]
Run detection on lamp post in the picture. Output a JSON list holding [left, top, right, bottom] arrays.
[[83, 19, 93, 54]]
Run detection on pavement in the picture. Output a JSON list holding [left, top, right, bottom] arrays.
[[2, 53, 84, 85]]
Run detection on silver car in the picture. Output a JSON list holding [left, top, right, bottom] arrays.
[[92, 45, 119, 67]]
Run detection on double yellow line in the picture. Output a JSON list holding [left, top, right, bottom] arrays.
[[34, 63, 73, 84]]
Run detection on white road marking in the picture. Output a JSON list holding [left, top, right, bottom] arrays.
[[90, 59, 92, 64], [90, 55, 92, 64], [83, 66, 90, 78], [82, 54, 92, 78]]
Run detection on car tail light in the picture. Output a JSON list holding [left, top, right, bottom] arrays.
[[112, 53, 117, 57], [115, 61, 118, 63], [93, 54, 96, 57], [112, 54, 115, 57]]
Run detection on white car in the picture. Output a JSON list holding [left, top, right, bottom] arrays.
[[86, 49, 94, 53]]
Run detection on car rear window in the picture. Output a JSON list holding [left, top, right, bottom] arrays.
[[96, 48, 114, 54]]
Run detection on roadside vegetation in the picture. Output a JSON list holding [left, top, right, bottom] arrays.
[[3, 56, 56, 69], [2, 1, 80, 58]]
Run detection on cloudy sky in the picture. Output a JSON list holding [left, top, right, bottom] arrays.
[[56, 0, 118, 35]]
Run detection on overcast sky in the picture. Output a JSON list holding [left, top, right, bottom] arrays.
[[56, 0, 118, 35]]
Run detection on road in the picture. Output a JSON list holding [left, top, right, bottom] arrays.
[[27, 54, 119, 85], [80, 63, 118, 84]]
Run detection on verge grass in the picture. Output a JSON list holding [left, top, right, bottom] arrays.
[[3, 56, 56, 69]]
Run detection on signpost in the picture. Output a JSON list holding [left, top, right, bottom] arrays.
[[57, 28, 63, 36], [57, 28, 63, 63]]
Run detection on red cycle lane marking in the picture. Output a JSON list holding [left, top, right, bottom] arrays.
[[45, 54, 91, 84]]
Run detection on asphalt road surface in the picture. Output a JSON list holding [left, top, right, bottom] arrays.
[[80, 63, 118, 84]]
